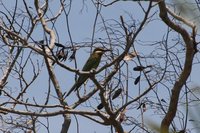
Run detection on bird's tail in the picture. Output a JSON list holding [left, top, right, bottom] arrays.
[[65, 84, 77, 97]]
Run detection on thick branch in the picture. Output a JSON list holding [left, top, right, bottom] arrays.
[[158, 1, 196, 133]]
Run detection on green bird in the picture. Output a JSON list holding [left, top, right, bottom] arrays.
[[66, 47, 110, 96]]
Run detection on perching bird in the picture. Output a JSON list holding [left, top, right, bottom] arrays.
[[66, 47, 110, 96]]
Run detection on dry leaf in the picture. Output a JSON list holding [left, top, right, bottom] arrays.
[[134, 75, 141, 85], [112, 88, 122, 100], [123, 51, 138, 61]]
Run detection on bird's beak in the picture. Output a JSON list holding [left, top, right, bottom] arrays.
[[103, 49, 111, 52]]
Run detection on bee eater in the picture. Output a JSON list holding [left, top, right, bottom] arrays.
[[66, 47, 110, 96]]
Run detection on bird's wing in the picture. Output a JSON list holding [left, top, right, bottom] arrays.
[[66, 54, 101, 97], [82, 55, 100, 71]]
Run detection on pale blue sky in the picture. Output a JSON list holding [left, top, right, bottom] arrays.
[[2, 0, 200, 133]]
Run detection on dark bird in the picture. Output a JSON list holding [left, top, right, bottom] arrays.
[[112, 88, 122, 100], [66, 47, 110, 96], [56, 48, 67, 61], [52, 48, 68, 65]]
